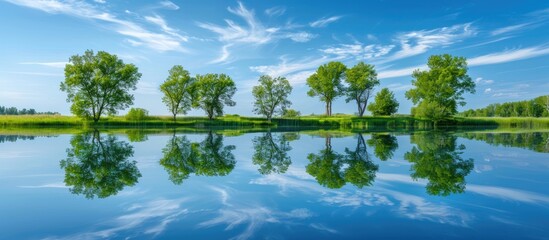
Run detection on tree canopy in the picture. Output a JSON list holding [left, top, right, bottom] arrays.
[[405, 54, 475, 122], [306, 61, 347, 116], [160, 65, 197, 121], [60, 131, 140, 199], [367, 88, 399, 116], [252, 75, 293, 121], [61, 50, 141, 122], [345, 62, 379, 117], [195, 74, 236, 119], [252, 132, 292, 175]]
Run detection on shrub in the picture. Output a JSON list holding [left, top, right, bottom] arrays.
[[282, 109, 301, 118], [125, 108, 149, 121]]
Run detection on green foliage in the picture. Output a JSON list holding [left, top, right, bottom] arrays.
[[460, 95, 549, 117], [405, 54, 475, 122], [60, 131, 140, 199], [125, 107, 148, 121], [159, 132, 236, 185], [252, 132, 292, 174], [160, 65, 197, 121], [345, 62, 379, 117], [252, 75, 293, 121], [366, 133, 398, 161], [367, 88, 399, 116], [282, 109, 301, 118], [459, 131, 549, 153], [60, 50, 141, 122], [404, 132, 474, 196], [306, 135, 378, 189], [306, 61, 347, 116], [195, 73, 237, 120]]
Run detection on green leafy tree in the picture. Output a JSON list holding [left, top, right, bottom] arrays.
[[306, 136, 346, 189], [306, 61, 347, 116], [345, 62, 379, 117], [367, 88, 399, 116], [160, 65, 197, 122], [404, 132, 474, 196], [342, 133, 378, 188], [252, 132, 292, 174], [60, 130, 140, 199], [282, 109, 301, 118], [160, 131, 236, 185], [61, 50, 141, 122], [252, 75, 293, 121], [366, 133, 399, 161], [125, 107, 148, 121], [195, 74, 237, 120], [405, 54, 475, 122]]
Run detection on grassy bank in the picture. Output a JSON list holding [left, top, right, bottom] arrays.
[[1, 114, 548, 130]]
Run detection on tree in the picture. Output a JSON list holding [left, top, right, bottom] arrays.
[[404, 132, 474, 196], [366, 133, 398, 161], [60, 130, 140, 199], [306, 61, 347, 116], [160, 65, 196, 122], [195, 74, 236, 120], [405, 54, 475, 122], [125, 107, 148, 121], [282, 109, 301, 118], [367, 88, 399, 116], [345, 62, 379, 117], [252, 75, 292, 121], [252, 131, 292, 174], [61, 50, 141, 122]]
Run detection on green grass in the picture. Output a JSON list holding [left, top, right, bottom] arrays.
[[1, 114, 548, 130]]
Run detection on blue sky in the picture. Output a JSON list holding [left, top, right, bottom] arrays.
[[1, 0, 548, 116]]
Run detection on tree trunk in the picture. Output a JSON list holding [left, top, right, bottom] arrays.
[[173, 113, 177, 123]]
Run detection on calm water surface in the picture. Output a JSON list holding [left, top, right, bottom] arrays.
[[1, 130, 548, 239]]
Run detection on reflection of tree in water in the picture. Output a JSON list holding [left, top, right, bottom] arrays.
[[306, 133, 378, 189], [404, 132, 474, 196], [125, 129, 148, 142], [366, 133, 398, 161], [160, 131, 236, 185], [459, 132, 549, 153], [252, 132, 292, 174], [60, 130, 140, 199], [0, 135, 36, 143]]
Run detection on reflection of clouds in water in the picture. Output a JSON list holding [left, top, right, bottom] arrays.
[[44, 198, 189, 240], [199, 185, 314, 240], [310, 223, 338, 234], [467, 185, 549, 204], [250, 173, 329, 195], [474, 164, 494, 173], [321, 191, 393, 207], [385, 190, 472, 227], [18, 182, 68, 188]]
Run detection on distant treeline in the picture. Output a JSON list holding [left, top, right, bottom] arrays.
[[0, 106, 59, 115], [459, 96, 549, 117]]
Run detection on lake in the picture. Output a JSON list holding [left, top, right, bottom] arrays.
[[1, 129, 548, 239]]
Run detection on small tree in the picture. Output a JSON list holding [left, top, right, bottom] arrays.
[[61, 50, 141, 122], [282, 109, 301, 118], [367, 88, 399, 116], [195, 74, 236, 120], [306, 61, 347, 116], [405, 54, 475, 123], [252, 75, 292, 121], [160, 65, 196, 122], [125, 108, 149, 121], [345, 62, 379, 117]]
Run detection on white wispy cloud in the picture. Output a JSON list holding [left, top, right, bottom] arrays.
[[198, 2, 313, 63], [310, 16, 342, 28], [320, 43, 395, 60], [159, 0, 179, 10], [19, 61, 68, 68], [309, 223, 338, 234], [469, 46, 549, 66], [18, 183, 68, 188], [265, 6, 285, 17], [491, 23, 533, 36], [383, 23, 476, 62], [250, 56, 339, 85], [93, 0, 105, 3], [475, 77, 494, 85], [6, 0, 187, 52], [377, 65, 426, 79]]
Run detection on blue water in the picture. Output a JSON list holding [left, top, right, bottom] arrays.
[[0, 130, 548, 239]]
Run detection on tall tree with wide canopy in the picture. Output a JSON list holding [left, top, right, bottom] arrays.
[[160, 65, 196, 122], [61, 50, 141, 122], [405, 54, 475, 123], [345, 62, 379, 117], [252, 75, 292, 121], [195, 74, 236, 120], [306, 61, 347, 116]]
